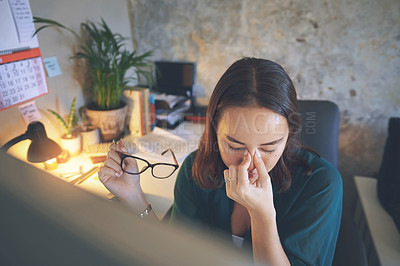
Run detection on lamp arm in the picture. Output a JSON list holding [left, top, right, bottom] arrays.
[[1, 133, 29, 152]]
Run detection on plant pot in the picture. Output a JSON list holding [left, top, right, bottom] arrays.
[[81, 127, 100, 152], [60, 134, 81, 156], [85, 102, 128, 142]]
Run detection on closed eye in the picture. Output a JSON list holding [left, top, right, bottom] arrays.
[[227, 143, 246, 151], [228, 144, 275, 154], [259, 148, 276, 154]]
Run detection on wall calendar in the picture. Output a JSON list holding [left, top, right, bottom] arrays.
[[0, 48, 48, 110], [0, 0, 49, 111]]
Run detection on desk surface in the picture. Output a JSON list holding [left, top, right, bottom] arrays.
[[354, 176, 400, 266], [138, 122, 204, 217]]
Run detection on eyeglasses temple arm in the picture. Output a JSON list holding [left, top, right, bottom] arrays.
[[162, 148, 178, 166]]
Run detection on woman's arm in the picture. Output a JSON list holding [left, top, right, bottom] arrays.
[[224, 150, 290, 265], [98, 140, 159, 221], [250, 212, 289, 265]]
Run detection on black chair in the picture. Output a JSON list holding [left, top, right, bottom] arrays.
[[298, 100, 340, 168], [298, 100, 367, 266]]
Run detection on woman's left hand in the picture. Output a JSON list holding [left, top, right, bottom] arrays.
[[224, 149, 275, 221]]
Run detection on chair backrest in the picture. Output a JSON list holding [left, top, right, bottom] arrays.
[[298, 100, 367, 265], [297, 100, 340, 168]]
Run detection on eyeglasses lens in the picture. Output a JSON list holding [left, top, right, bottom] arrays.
[[152, 164, 176, 178], [122, 156, 148, 174]]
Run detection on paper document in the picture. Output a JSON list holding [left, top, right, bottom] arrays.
[[123, 127, 191, 163], [9, 0, 37, 43], [156, 103, 190, 126], [154, 93, 188, 110], [43, 56, 62, 77], [0, 0, 39, 53], [0, 0, 19, 53], [18, 100, 41, 124]]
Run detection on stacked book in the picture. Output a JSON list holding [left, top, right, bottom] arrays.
[[154, 93, 191, 128]]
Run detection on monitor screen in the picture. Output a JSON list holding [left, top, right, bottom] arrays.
[[155, 61, 195, 97]]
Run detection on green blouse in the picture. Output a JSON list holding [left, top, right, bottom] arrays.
[[169, 149, 343, 266]]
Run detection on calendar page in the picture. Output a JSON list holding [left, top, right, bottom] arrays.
[[0, 48, 48, 111], [0, 0, 49, 111]]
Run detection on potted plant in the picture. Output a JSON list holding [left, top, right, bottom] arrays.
[[33, 17, 154, 141], [48, 97, 81, 156], [79, 106, 100, 152]]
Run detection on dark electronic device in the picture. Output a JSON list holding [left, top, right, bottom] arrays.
[[154, 61, 196, 98]]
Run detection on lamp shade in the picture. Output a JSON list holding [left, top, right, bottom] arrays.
[[1, 121, 62, 163], [27, 138, 62, 163], [26, 122, 62, 163]]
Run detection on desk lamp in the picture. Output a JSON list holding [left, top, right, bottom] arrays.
[[1, 121, 62, 165]]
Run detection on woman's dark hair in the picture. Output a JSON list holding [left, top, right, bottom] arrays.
[[193, 57, 308, 192]]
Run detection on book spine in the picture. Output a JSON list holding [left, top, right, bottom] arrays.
[[138, 90, 145, 136], [149, 93, 156, 131], [143, 88, 150, 134]]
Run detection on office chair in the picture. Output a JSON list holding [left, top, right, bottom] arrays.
[[298, 100, 367, 266], [297, 100, 340, 168]]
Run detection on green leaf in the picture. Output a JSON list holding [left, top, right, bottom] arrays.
[[67, 97, 76, 131], [48, 109, 69, 136], [33, 16, 80, 39], [33, 16, 156, 110]]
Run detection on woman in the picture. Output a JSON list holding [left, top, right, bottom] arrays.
[[98, 57, 342, 265]]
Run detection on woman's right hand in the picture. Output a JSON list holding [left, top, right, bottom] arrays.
[[98, 140, 148, 210]]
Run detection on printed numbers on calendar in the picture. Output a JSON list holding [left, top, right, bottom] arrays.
[[0, 55, 48, 111]]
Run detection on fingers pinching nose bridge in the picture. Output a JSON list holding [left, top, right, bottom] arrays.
[[255, 148, 261, 158]]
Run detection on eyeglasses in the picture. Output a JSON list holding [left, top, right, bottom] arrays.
[[120, 149, 179, 179]]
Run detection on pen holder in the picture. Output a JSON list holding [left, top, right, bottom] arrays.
[[60, 134, 81, 157], [81, 127, 100, 149]]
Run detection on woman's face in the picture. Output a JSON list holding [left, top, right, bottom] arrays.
[[216, 106, 289, 179]]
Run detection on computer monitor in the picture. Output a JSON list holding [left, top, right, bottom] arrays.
[[0, 152, 250, 265], [154, 61, 196, 97]]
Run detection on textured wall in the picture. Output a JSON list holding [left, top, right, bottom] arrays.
[[129, 0, 400, 210]]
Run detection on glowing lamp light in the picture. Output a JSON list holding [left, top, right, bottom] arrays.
[[44, 157, 58, 170]]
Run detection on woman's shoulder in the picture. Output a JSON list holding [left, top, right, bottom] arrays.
[[181, 149, 198, 170], [293, 149, 342, 194], [174, 149, 199, 186]]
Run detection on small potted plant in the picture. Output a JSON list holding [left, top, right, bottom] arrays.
[[79, 106, 100, 152], [48, 97, 81, 156], [33, 17, 154, 141]]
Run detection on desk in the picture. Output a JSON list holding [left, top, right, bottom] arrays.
[[354, 176, 400, 266], [46, 122, 204, 219], [137, 122, 204, 218]]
